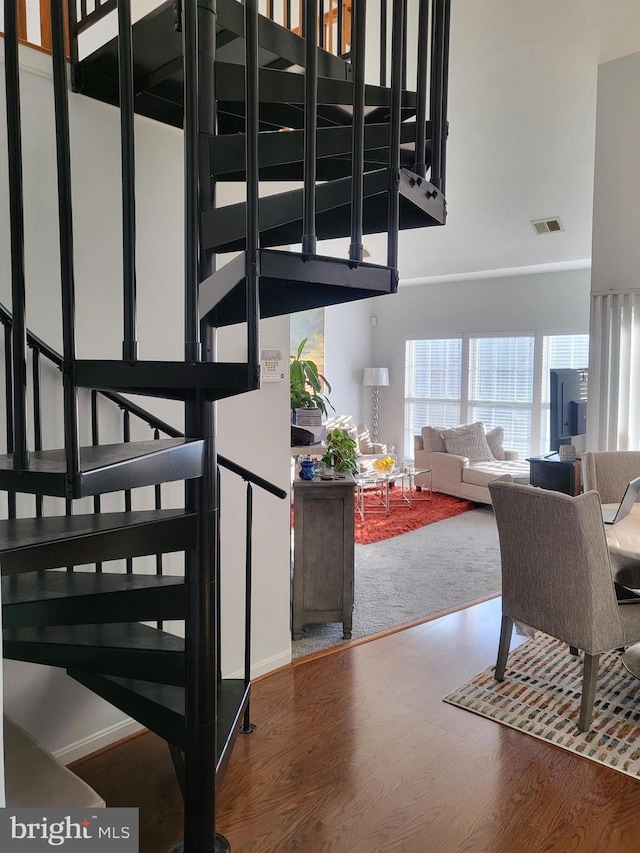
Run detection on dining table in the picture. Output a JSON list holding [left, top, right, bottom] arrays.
[[605, 502, 640, 677]]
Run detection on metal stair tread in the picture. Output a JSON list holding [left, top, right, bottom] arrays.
[[0, 509, 192, 555], [3, 621, 185, 652], [72, 360, 257, 401], [0, 439, 205, 498], [202, 167, 446, 253], [209, 121, 425, 181], [0, 439, 186, 473], [2, 569, 186, 605], [200, 249, 397, 328]]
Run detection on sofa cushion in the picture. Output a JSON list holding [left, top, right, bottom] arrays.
[[421, 426, 446, 453], [486, 426, 506, 460], [463, 460, 530, 487], [441, 422, 493, 463]]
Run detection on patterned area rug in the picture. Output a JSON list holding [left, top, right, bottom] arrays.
[[444, 632, 640, 779], [354, 489, 475, 545]]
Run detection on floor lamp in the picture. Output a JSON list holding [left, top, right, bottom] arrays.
[[363, 367, 389, 443]]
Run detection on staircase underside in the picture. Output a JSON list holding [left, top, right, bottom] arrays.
[[209, 121, 427, 182], [69, 670, 248, 772], [201, 168, 445, 254], [73, 0, 352, 129], [200, 248, 397, 328]]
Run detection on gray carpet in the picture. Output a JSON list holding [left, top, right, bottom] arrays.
[[292, 505, 501, 659]]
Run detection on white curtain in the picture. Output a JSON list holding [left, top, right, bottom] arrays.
[[588, 291, 640, 450]]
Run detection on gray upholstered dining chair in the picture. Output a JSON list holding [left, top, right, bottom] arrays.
[[488, 479, 640, 733], [582, 450, 640, 590], [581, 451, 640, 504]]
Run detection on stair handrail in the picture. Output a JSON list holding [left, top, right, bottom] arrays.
[[0, 302, 287, 499]]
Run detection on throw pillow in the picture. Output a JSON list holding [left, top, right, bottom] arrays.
[[486, 426, 506, 460], [440, 422, 494, 463], [421, 426, 446, 453]]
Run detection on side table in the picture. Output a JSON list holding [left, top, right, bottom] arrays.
[[527, 454, 582, 496], [292, 476, 355, 640]]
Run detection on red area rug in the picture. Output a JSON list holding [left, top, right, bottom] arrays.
[[354, 488, 476, 545], [291, 489, 476, 546]]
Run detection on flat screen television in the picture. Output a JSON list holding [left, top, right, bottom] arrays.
[[549, 368, 588, 451]]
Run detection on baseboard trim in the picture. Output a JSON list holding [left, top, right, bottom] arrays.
[[227, 649, 292, 681], [54, 717, 144, 766]]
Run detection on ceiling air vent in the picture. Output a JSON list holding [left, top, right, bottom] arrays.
[[531, 217, 564, 235]]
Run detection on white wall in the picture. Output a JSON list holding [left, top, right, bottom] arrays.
[[324, 298, 375, 423], [0, 43, 292, 761], [368, 268, 591, 454], [591, 51, 640, 293]]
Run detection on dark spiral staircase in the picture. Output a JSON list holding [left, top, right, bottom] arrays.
[[1, 0, 449, 849]]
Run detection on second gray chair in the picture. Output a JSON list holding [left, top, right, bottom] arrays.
[[582, 450, 640, 590], [488, 479, 640, 733]]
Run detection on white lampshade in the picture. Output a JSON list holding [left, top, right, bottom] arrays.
[[363, 367, 389, 387]]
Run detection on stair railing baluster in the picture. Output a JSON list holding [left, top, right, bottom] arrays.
[[4, 0, 31, 472], [117, 0, 139, 362], [51, 0, 82, 499], [153, 427, 164, 628], [379, 0, 387, 85], [337, 0, 344, 56], [216, 465, 222, 683], [386, 0, 405, 275], [267, 0, 274, 20], [65, 496, 73, 571], [302, 0, 318, 255], [440, 0, 451, 198], [241, 481, 256, 734], [349, 0, 366, 263], [246, 0, 260, 376], [285, 0, 291, 30], [91, 390, 103, 572], [182, 0, 201, 365], [3, 323, 16, 519], [429, 0, 445, 192], [30, 344, 43, 517], [123, 409, 133, 573], [413, 0, 431, 179], [401, 0, 407, 90], [318, 0, 324, 49]]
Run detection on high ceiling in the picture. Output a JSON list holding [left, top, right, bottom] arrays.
[[321, 0, 640, 283]]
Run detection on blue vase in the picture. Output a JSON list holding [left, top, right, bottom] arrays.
[[299, 459, 315, 480]]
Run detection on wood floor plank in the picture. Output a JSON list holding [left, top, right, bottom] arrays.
[[71, 598, 640, 852]]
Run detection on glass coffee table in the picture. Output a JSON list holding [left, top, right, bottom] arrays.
[[354, 466, 432, 519]]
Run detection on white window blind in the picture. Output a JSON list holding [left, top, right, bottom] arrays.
[[467, 336, 534, 457], [404, 339, 462, 457], [540, 334, 590, 453], [589, 292, 640, 450]]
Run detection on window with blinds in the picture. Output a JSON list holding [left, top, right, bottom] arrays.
[[404, 338, 462, 456], [540, 334, 590, 452], [468, 336, 534, 457], [404, 333, 590, 459]]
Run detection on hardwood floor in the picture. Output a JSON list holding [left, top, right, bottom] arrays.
[[72, 598, 640, 852]]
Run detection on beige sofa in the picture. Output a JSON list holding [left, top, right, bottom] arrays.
[[323, 415, 389, 469], [413, 423, 530, 504]]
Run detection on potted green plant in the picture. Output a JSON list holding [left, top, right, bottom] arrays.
[[290, 338, 334, 424], [322, 428, 358, 472]]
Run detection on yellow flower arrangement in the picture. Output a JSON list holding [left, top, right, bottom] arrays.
[[373, 456, 395, 473]]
